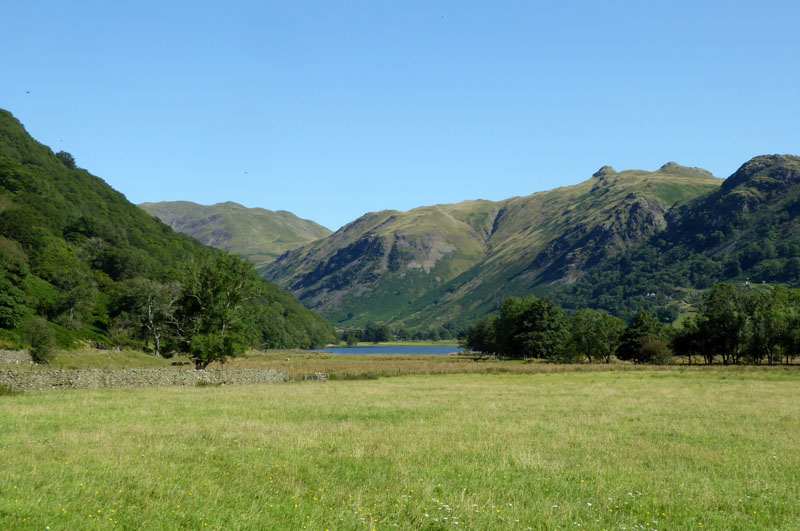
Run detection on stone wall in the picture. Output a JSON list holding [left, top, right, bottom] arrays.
[[0, 350, 33, 366], [0, 368, 288, 392]]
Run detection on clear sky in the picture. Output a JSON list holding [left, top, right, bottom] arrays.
[[2, 1, 799, 230]]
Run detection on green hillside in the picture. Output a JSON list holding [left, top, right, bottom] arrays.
[[0, 109, 335, 352], [263, 162, 722, 328], [551, 155, 800, 320], [139, 201, 331, 273]]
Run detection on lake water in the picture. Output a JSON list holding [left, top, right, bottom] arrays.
[[311, 345, 466, 355]]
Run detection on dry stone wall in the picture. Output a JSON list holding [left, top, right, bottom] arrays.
[[0, 350, 33, 365], [0, 368, 288, 392]]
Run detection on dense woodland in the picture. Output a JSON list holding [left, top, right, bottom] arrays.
[[0, 110, 336, 366], [464, 283, 800, 364]]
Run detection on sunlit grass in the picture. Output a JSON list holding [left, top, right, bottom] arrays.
[[2, 370, 799, 529]]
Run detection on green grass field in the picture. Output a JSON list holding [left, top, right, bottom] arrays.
[[2, 370, 799, 529]]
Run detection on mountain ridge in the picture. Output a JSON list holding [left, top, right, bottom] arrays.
[[263, 162, 723, 327], [549, 154, 800, 320], [139, 200, 332, 273], [133, 153, 799, 332]]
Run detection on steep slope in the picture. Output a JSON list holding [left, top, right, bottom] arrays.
[[264, 163, 722, 327], [264, 201, 502, 324], [551, 155, 800, 320], [139, 201, 331, 273], [0, 109, 335, 349]]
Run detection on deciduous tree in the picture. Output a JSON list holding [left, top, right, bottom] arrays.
[[175, 253, 257, 370]]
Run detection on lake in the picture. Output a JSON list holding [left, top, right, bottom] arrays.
[[311, 345, 466, 355]]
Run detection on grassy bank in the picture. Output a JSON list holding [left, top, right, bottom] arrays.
[[1, 370, 799, 529]]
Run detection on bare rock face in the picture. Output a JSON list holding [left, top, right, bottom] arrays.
[[623, 196, 668, 240]]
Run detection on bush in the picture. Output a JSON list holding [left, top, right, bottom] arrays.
[[22, 316, 56, 364], [639, 336, 673, 365]]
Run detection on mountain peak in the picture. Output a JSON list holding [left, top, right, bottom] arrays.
[[592, 166, 616, 178], [722, 154, 800, 190], [657, 162, 713, 178]]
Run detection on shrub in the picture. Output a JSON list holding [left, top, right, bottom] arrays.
[[639, 336, 673, 365], [22, 316, 56, 364]]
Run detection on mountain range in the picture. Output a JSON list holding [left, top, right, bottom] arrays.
[[143, 154, 800, 331], [262, 162, 724, 328], [7, 102, 796, 342], [131, 150, 800, 332]]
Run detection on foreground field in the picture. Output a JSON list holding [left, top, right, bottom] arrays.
[[2, 371, 799, 529]]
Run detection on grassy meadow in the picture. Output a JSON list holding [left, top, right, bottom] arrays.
[[2, 369, 800, 529]]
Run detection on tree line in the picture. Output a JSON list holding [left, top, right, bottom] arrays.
[[338, 322, 459, 345], [7, 252, 337, 368], [463, 283, 800, 364]]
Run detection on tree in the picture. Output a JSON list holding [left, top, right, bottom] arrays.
[[53, 269, 98, 327], [342, 329, 359, 346], [22, 316, 56, 364], [0, 250, 30, 329], [55, 151, 76, 169], [363, 322, 391, 343], [463, 315, 498, 356], [696, 284, 748, 364], [671, 316, 710, 364], [617, 311, 665, 363], [120, 278, 179, 357], [395, 327, 411, 341], [568, 309, 625, 363], [595, 311, 627, 363], [780, 311, 800, 364], [495, 296, 569, 360], [175, 253, 257, 370], [743, 288, 786, 364]]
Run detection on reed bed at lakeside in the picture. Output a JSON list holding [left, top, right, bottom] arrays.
[[2, 370, 799, 529], [218, 351, 800, 382]]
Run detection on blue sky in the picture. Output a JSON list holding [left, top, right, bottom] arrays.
[[2, 1, 799, 230]]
